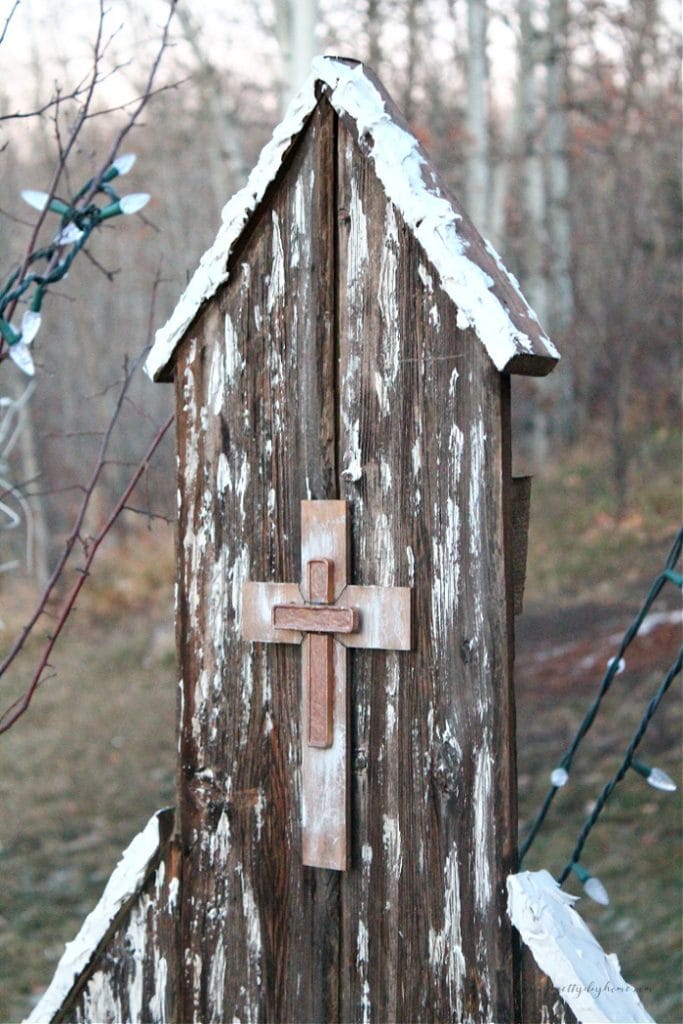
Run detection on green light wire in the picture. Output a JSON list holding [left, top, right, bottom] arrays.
[[519, 526, 683, 866], [558, 644, 683, 884]]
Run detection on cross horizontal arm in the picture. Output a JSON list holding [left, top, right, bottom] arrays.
[[272, 603, 357, 634], [242, 581, 303, 644], [337, 585, 412, 650]]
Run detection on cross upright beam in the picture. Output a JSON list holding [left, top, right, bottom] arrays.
[[242, 500, 411, 870]]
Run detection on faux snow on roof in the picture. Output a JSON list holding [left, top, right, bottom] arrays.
[[145, 57, 559, 382], [25, 811, 164, 1024], [508, 870, 654, 1024]]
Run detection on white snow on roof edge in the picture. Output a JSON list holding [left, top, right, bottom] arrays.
[[24, 811, 163, 1024], [507, 870, 654, 1024], [145, 57, 558, 381]]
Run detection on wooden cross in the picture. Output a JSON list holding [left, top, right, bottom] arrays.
[[242, 500, 411, 870]]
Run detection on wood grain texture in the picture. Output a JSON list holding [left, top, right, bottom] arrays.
[[172, 97, 521, 1022], [174, 97, 339, 1023], [335, 116, 519, 1023]]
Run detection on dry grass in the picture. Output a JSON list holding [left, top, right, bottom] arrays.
[[0, 524, 176, 1023]]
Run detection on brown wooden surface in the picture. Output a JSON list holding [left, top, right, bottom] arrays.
[[175, 96, 339, 1023], [173, 95, 521, 1022], [521, 947, 577, 1024], [56, 810, 180, 1024], [335, 115, 519, 1023]]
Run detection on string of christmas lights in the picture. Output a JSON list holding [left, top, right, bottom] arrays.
[[519, 527, 683, 904], [0, 154, 149, 376]]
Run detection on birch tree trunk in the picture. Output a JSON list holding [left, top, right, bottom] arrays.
[[545, 0, 576, 443], [276, 0, 319, 110], [517, 0, 548, 325], [466, 0, 491, 235], [174, 5, 247, 199]]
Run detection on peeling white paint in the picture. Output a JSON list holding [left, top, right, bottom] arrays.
[[208, 934, 226, 1017], [341, 418, 363, 481], [26, 813, 163, 1024], [473, 741, 493, 913], [406, 545, 416, 587], [236, 863, 263, 1000], [348, 177, 368, 283], [378, 204, 400, 391], [428, 846, 465, 1020], [217, 452, 231, 494], [149, 954, 168, 1022], [508, 871, 654, 1023], [146, 58, 558, 381], [267, 211, 285, 313], [382, 814, 403, 881], [208, 341, 226, 415], [225, 313, 245, 386], [356, 920, 371, 1024]]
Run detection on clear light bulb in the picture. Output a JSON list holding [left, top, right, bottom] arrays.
[[583, 875, 610, 906], [571, 862, 610, 906], [632, 759, 677, 792], [21, 310, 41, 345], [54, 222, 84, 245], [8, 340, 35, 376], [119, 192, 150, 214], [551, 767, 569, 787], [21, 189, 50, 211], [646, 767, 677, 792], [112, 152, 136, 175]]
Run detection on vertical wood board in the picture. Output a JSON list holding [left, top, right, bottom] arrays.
[[335, 117, 519, 1024], [174, 98, 339, 1024], [174, 97, 519, 1023]]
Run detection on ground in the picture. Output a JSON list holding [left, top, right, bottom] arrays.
[[0, 431, 680, 1023]]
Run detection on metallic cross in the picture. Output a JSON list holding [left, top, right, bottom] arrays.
[[242, 500, 411, 870]]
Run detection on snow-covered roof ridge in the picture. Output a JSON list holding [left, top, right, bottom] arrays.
[[508, 870, 654, 1024], [145, 57, 559, 382], [25, 810, 168, 1024]]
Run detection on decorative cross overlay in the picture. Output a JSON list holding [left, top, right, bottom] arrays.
[[242, 500, 411, 870]]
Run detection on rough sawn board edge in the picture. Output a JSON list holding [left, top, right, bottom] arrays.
[[144, 56, 560, 383]]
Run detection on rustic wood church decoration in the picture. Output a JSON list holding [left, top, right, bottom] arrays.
[[29, 57, 569, 1024]]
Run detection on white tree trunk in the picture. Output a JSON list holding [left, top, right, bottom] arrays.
[[465, 0, 491, 235], [545, 0, 576, 442], [174, 4, 247, 198], [276, 0, 319, 110], [517, 0, 548, 325]]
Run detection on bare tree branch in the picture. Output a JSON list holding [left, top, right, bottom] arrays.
[[0, 408, 174, 734]]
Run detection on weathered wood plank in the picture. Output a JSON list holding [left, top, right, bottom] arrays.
[[335, 117, 520, 1023], [56, 813, 181, 1024], [174, 97, 339, 1023]]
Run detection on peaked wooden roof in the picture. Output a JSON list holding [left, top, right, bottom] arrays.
[[145, 57, 559, 382]]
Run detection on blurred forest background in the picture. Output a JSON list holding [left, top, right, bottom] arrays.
[[0, 0, 681, 1020]]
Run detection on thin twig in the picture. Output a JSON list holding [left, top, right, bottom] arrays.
[[0, 411, 174, 734]]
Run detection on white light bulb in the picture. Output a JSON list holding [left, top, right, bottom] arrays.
[[645, 767, 677, 792], [21, 189, 50, 211], [112, 153, 136, 175], [21, 310, 41, 345], [583, 875, 609, 906], [8, 340, 35, 376], [119, 192, 150, 214], [54, 222, 84, 245], [607, 656, 626, 675], [551, 767, 569, 787]]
